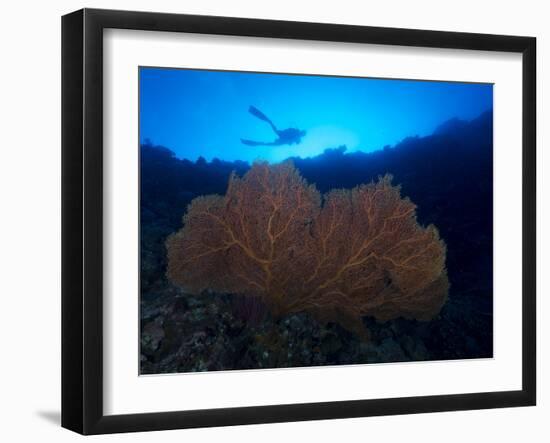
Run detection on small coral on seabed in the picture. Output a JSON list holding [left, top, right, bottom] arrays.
[[167, 162, 448, 338]]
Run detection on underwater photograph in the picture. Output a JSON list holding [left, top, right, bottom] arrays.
[[139, 67, 493, 375]]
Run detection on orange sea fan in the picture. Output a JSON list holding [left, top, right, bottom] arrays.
[[166, 162, 448, 337]]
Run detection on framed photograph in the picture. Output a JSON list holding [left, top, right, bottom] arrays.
[[61, 8, 536, 435]]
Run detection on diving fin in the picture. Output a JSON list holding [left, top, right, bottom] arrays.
[[241, 138, 267, 146], [248, 106, 278, 133], [240, 138, 279, 147]]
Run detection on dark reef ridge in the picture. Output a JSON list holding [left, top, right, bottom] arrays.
[[140, 111, 493, 374]]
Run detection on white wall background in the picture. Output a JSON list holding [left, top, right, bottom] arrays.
[[0, 0, 547, 441]]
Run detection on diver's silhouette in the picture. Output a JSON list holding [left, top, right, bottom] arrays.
[[241, 106, 306, 146]]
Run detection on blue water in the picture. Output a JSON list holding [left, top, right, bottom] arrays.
[[139, 67, 492, 164]]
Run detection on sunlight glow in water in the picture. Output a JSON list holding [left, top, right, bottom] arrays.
[[140, 67, 493, 163]]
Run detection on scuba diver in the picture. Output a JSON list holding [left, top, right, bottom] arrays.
[[241, 106, 306, 146]]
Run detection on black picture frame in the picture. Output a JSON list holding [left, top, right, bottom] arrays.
[[62, 8, 536, 435]]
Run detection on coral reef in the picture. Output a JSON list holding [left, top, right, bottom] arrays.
[[166, 163, 448, 336]]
